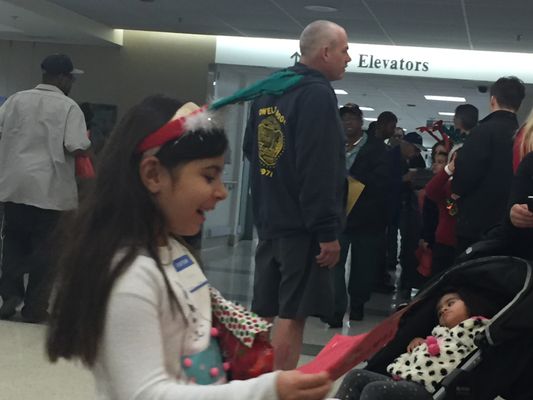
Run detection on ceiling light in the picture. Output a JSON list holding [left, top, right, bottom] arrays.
[[438, 112, 455, 116], [425, 95, 466, 102], [364, 117, 377, 122], [359, 106, 374, 111], [304, 5, 338, 12], [334, 89, 348, 95]]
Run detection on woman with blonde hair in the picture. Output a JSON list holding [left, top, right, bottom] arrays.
[[513, 107, 533, 173]]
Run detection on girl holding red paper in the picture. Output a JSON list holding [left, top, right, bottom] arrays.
[[46, 95, 331, 400]]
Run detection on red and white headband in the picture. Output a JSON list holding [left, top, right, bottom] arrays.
[[136, 102, 217, 154]]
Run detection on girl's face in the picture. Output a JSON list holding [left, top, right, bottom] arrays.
[[437, 293, 469, 328], [432, 154, 447, 174], [157, 155, 227, 237]]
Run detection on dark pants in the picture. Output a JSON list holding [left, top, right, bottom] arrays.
[[374, 223, 398, 289], [385, 223, 399, 271], [399, 195, 423, 290], [335, 369, 432, 400], [0, 202, 61, 311], [456, 235, 477, 257], [430, 242, 456, 278], [331, 231, 383, 321]]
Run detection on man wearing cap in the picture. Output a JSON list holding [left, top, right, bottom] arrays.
[[324, 103, 389, 326], [0, 54, 90, 322], [243, 20, 350, 369]]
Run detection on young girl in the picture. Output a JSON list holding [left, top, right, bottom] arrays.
[[424, 146, 462, 276], [46, 95, 331, 400], [333, 287, 495, 400]]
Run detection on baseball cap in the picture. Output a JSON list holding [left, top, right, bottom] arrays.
[[41, 54, 84, 75], [403, 132, 425, 151], [339, 103, 363, 118]]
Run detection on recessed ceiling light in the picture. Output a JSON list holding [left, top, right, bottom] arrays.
[[304, 5, 338, 12], [364, 117, 378, 122], [359, 106, 374, 111], [334, 89, 348, 95], [438, 112, 455, 116], [425, 95, 466, 102]]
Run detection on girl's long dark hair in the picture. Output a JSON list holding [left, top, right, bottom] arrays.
[[46, 95, 227, 366]]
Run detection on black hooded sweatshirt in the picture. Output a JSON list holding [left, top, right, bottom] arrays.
[[243, 63, 346, 243]]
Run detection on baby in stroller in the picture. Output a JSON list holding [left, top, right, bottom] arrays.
[[334, 287, 498, 400]]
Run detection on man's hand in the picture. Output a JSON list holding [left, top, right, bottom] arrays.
[[510, 203, 533, 228], [316, 240, 340, 268], [407, 337, 425, 353], [276, 370, 332, 400], [402, 170, 415, 183]]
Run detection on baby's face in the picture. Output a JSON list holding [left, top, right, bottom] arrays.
[[437, 293, 469, 328]]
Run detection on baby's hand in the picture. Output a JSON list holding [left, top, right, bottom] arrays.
[[407, 337, 425, 353]]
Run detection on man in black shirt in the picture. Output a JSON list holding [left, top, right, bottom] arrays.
[[452, 76, 525, 253]]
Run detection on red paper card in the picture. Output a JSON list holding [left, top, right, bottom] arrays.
[[298, 304, 414, 380]]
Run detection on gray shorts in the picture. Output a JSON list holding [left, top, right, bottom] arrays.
[[251, 234, 334, 319]]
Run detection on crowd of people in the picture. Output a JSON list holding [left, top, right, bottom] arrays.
[[0, 17, 532, 400]]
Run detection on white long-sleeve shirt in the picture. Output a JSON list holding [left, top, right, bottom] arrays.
[[92, 240, 279, 400]]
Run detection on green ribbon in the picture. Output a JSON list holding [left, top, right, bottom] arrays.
[[209, 69, 304, 110]]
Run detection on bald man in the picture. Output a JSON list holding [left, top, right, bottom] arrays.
[[243, 20, 351, 369]]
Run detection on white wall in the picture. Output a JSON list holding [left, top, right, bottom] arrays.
[[0, 31, 216, 116], [201, 65, 273, 240]]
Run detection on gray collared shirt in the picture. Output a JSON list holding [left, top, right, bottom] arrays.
[[0, 84, 90, 210]]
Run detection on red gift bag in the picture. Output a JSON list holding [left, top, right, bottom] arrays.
[[210, 288, 274, 380], [416, 245, 433, 277], [75, 155, 95, 179]]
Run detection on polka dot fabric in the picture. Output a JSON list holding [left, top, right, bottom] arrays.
[[210, 287, 271, 348], [386, 317, 488, 393], [209, 287, 274, 380]]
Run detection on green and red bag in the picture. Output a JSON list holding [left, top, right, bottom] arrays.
[[210, 287, 274, 380]]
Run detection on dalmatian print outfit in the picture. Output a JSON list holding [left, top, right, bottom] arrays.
[[387, 316, 488, 393]]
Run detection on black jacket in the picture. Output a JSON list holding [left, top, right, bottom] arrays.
[[243, 63, 345, 242], [452, 110, 518, 239], [346, 134, 389, 233], [502, 152, 533, 260]]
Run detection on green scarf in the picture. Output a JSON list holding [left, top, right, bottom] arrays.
[[209, 69, 304, 110]]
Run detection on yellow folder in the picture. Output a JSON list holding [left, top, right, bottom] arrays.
[[346, 176, 365, 215]]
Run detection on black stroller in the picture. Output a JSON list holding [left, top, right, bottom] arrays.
[[365, 253, 533, 400]]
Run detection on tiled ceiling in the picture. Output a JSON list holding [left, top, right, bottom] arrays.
[[2, 0, 532, 131], [44, 0, 533, 52]]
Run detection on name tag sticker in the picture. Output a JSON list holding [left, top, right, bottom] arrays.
[[173, 255, 194, 272]]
